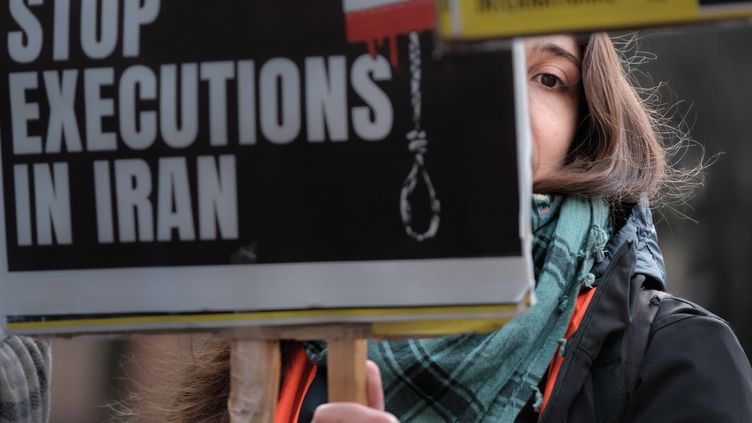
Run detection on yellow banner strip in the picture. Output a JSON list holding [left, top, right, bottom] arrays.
[[438, 0, 752, 40], [7, 303, 521, 333]]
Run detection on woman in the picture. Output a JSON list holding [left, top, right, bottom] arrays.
[[136, 33, 752, 422]]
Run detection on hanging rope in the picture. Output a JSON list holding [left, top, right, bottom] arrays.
[[399, 31, 441, 242]]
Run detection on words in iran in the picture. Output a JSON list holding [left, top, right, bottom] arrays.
[[6, 0, 394, 246]]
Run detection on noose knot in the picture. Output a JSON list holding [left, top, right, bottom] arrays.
[[407, 130, 427, 156], [399, 31, 440, 242]]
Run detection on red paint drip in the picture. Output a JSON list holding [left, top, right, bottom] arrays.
[[345, 0, 436, 68]]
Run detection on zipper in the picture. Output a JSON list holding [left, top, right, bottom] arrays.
[[537, 240, 633, 423]]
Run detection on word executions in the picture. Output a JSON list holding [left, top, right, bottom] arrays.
[[3, 0, 396, 247]]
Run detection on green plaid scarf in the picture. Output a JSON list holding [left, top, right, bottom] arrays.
[[307, 195, 610, 422]]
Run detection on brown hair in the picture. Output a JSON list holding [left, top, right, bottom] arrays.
[[534, 33, 694, 204], [116, 336, 231, 422], [119, 337, 301, 422]]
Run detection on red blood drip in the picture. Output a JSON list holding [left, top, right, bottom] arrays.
[[344, 0, 435, 69], [388, 34, 398, 68], [367, 39, 378, 58]]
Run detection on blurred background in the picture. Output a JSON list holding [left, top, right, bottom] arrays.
[[637, 21, 752, 357], [48, 21, 752, 422]]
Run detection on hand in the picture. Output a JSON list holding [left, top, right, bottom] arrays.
[[312, 360, 399, 423]]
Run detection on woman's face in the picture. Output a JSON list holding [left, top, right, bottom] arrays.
[[525, 35, 582, 184]]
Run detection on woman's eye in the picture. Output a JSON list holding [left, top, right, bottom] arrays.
[[534, 73, 563, 89]]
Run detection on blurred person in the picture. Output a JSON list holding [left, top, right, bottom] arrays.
[[127, 33, 752, 422], [0, 335, 51, 422]]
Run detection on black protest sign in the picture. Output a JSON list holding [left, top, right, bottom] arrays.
[[0, 0, 522, 274]]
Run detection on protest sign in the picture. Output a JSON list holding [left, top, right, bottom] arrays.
[[439, 0, 752, 40], [0, 0, 532, 335]]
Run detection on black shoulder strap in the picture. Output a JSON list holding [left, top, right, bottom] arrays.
[[623, 286, 670, 394], [593, 275, 670, 423]]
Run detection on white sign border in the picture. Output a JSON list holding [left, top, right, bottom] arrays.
[[0, 40, 533, 331]]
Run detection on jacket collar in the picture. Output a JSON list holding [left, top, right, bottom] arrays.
[[594, 195, 667, 290]]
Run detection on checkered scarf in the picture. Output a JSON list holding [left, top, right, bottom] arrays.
[[0, 336, 51, 423], [307, 195, 610, 422]]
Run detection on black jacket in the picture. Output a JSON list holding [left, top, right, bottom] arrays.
[[529, 202, 752, 423], [300, 203, 752, 422]]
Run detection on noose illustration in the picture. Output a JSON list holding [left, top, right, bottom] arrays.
[[400, 31, 440, 242]]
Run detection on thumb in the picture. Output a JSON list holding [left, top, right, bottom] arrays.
[[366, 360, 385, 410]]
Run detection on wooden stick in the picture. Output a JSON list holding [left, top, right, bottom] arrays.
[[327, 338, 368, 404], [228, 339, 280, 423]]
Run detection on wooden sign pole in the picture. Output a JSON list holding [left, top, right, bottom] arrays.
[[327, 339, 368, 404], [228, 339, 281, 423], [227, 325, 370, 423]]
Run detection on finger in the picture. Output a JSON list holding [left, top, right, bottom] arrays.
[[366, 360, 385, 411], [312, 403, 399, 423]]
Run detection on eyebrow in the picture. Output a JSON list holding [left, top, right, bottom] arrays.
[[531, 43, 582, 68]]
